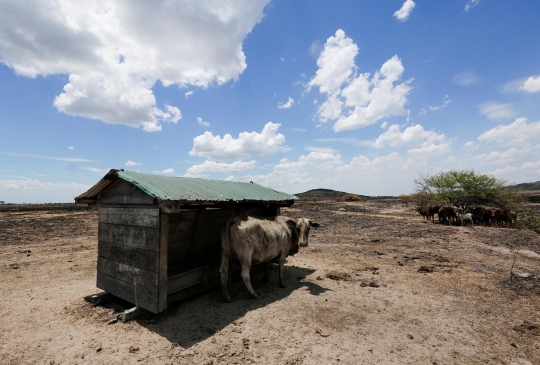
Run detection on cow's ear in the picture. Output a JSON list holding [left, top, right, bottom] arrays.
[[286, 219, 297, 228], [309, 221, 320, 228]]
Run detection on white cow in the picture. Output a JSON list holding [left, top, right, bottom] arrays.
[[220, 215, 319, 302]]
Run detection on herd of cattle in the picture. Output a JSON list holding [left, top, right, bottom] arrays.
[[416, 205, 516, 227]]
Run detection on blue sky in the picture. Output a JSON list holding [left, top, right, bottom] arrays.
[[1, 0, 540, 203]]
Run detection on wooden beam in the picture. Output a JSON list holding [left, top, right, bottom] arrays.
[[158, 213, 168, 313], [83, 292, 115, 306], [117, 306, 147, 322]]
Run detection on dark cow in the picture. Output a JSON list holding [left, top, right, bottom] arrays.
[[438, 206, 457, 225], [425, 205, 440, 222], [220, 215, 319, 302]]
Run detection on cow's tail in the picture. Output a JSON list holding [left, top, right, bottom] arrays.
[[221, 216, 233, 258]]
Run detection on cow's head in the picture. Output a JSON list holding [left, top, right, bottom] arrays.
[[295, 217, 320, 248]]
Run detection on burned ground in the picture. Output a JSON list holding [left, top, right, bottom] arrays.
[[0, 202, 539, 364]]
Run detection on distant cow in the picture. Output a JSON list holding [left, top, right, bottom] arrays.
[[457, 213, 474, 227], [438, 206, 457, 225], [220, 215, 319, 302]]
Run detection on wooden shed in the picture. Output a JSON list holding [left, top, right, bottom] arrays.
[[75, 169, 296, 314]]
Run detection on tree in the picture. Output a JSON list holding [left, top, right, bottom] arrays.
[[414, 170, 522, 211]]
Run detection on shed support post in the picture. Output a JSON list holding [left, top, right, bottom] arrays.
[[158, 213, 169, 312]]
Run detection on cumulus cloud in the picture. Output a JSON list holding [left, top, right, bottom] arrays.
[[245, 152, 343, 192], [465, 0, 480, 11], [278, 97, 294, 109], [393, 0, 416, 22], [478, 102, 516, 120], [125, 160, 140, 166], [453, 71, 481, 86], [197, 117, 210, 127], [0, 0, 269, 131], [67, 146, 75, 150], [365, 124, 449, 154], [186, 160, 256, 177], [309, 30, 412, 132], [189, 122, 290, 160], [478, 118, 540, 145], [474, 148, 522, 165], [185, 90, 194, 98], [463, 141, 479, 151], [520, 76, 540, 93], [154, 168, 175, 175]]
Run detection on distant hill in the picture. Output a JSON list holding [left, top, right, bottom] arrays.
[[295, 188, 397, 201], [511, 181, 540, 191]]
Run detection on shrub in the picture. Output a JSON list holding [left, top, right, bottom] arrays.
[[342, 194, 361, 202]]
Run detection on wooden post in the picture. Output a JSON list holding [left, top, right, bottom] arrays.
[[158, 213, 169, 312]]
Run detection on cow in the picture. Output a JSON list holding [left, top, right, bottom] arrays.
[[425, 205, 440, 222], [438, 206, 457, 225], [457, 213, 474, 227], [220, 215, 319, 302]]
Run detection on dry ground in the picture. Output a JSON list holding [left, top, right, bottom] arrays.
[[0, 202, 539, 365]]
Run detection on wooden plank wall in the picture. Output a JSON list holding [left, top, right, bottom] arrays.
[[167, 205, 277, 278], [97, 207, 162, 313]]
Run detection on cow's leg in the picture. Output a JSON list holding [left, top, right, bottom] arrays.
[[278, 256, 287, 288], [240, 257, 259, 299], [263, 261, 271, 283], [220, 254, 231, 302]]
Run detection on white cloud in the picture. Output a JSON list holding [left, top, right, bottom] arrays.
[[245, 152, 343, 192], [478, 102, 516, 120], [278, 97, 294, 109], [419, 108, 426, 115], [304, 147, 339, 154], [308, 30, 358, 94], [393, 0, 416, 22], [453, 71, 481, 86], [125, 160, 141, 166], [463, 141, 479, 151], [474, 148, 522, 165], [309, 30, 412, 132], [197, 117, 210, 127], [380, 121, 388, 129], [429, 95, 451, 111], [189, 122, 290, 160], [186, 160, 256, 177], [224, 175, 236, 181], [465, 0, 480, 11], [478, 118, 540, 145], [366, 124, 449, 154], [185, 90, 194, 98], [82, 167, 109, 174], [520, 76, 540, 93], [0, 0, 270, 131], [154, 168, 175, 175], [2, 152, 93, 162], [0, 178, 91, 203], [67, 146, 75, 150]]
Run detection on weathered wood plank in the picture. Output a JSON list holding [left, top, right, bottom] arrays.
[[168, 220, 193, 232], [167, 266, 211, 294], [98, 241, 159, 272], [99, 222, 159, 251], [168, 230, 192, 244], [96, 272, 159, 313], [158, 214, 168, 312], [98, 180, 155, 205], [97, 257, 159, 290], [83, 292, 115, 306], [100, 207, 160, 228]]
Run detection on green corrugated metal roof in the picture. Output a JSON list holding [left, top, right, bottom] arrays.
[[76, 169, 297, 203]]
